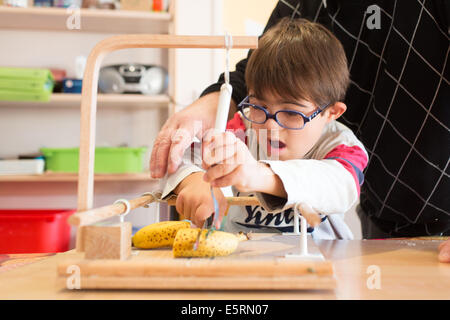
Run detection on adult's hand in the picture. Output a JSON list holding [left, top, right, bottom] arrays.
[[438, 239, 450, 263], [150, 92, 236, 178]]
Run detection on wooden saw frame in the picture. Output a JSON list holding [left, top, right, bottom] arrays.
[[57, 33, 336, 291]]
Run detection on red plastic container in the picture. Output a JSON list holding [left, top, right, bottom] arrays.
[[0, 209, 75, 254]]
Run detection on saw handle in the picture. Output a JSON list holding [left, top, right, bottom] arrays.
[[214, 83, 233, 133]]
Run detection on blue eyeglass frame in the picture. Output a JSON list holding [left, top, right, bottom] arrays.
[[237, 95, 331, 130]]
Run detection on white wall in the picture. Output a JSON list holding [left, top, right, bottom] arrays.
[[222, 0, 275, 67], [171, 0, 225, 110]]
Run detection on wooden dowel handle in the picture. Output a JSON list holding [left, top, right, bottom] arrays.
[[69, 194, 157, 226], [69, 195, 261, 226]]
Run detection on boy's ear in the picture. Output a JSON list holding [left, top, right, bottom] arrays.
[[324, 102, 346, 122]]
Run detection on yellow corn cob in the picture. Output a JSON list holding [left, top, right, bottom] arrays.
[[132, 220, 191, 249], [173, 229, 248, 258]]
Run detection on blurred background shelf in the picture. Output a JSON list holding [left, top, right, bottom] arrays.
[[0, 6, 171, 34], [0, 0, 248, 232], [0, 172, 155, 182], [0, 93, 171, 109]]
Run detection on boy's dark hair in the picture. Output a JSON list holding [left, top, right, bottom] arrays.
[[245, 17, 350, 107]]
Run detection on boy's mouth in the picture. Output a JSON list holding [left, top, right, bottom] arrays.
[[267, 139, 287, 155], [269, 139, 286, 148]]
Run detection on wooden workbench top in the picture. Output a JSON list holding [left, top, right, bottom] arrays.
[[0, 238, 449, 300]]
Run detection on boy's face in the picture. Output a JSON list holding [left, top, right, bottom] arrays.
[[249, 91, 345, 161]]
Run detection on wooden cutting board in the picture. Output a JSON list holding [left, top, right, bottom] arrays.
[[57, 233, 335, 290]]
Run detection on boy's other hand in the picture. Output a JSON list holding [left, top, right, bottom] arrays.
[[150, 92, 225, 179], [438, 239, 450, 263], [174, 172, 227, 229]]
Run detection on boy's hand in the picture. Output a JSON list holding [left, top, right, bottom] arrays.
[[174, 172, 227, 229], [202, 131, 262, 193], [150, 92, 236, 178]]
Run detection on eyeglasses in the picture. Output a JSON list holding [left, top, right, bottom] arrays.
[[237, 95, 331, 130]]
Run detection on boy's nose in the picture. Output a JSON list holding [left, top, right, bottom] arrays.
[[264, 118, 280, 130]]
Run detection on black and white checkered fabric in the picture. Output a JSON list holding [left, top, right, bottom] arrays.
[[202, 0, 450, 237]]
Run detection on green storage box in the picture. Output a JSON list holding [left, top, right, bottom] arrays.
[[40, 147, 147, 174]]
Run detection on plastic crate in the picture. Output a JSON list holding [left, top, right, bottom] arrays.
[[40, 147, 147, 173], [0, 209, 75, 254]]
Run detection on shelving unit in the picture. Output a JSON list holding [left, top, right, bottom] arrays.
[[0, 6, 171, 34], [0, 93, 171, 109], [0, 1, 221, 228], [0, 172, 155, 182], [0, 5, 174, 183]]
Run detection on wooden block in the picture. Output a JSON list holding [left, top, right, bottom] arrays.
[[84, 222, 132, 260], [75, 226, 85, 252]]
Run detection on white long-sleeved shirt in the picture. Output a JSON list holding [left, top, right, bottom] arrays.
[[160, 113, 368, 240]]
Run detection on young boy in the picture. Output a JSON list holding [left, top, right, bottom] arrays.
[[160, 17, 368, 239]]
